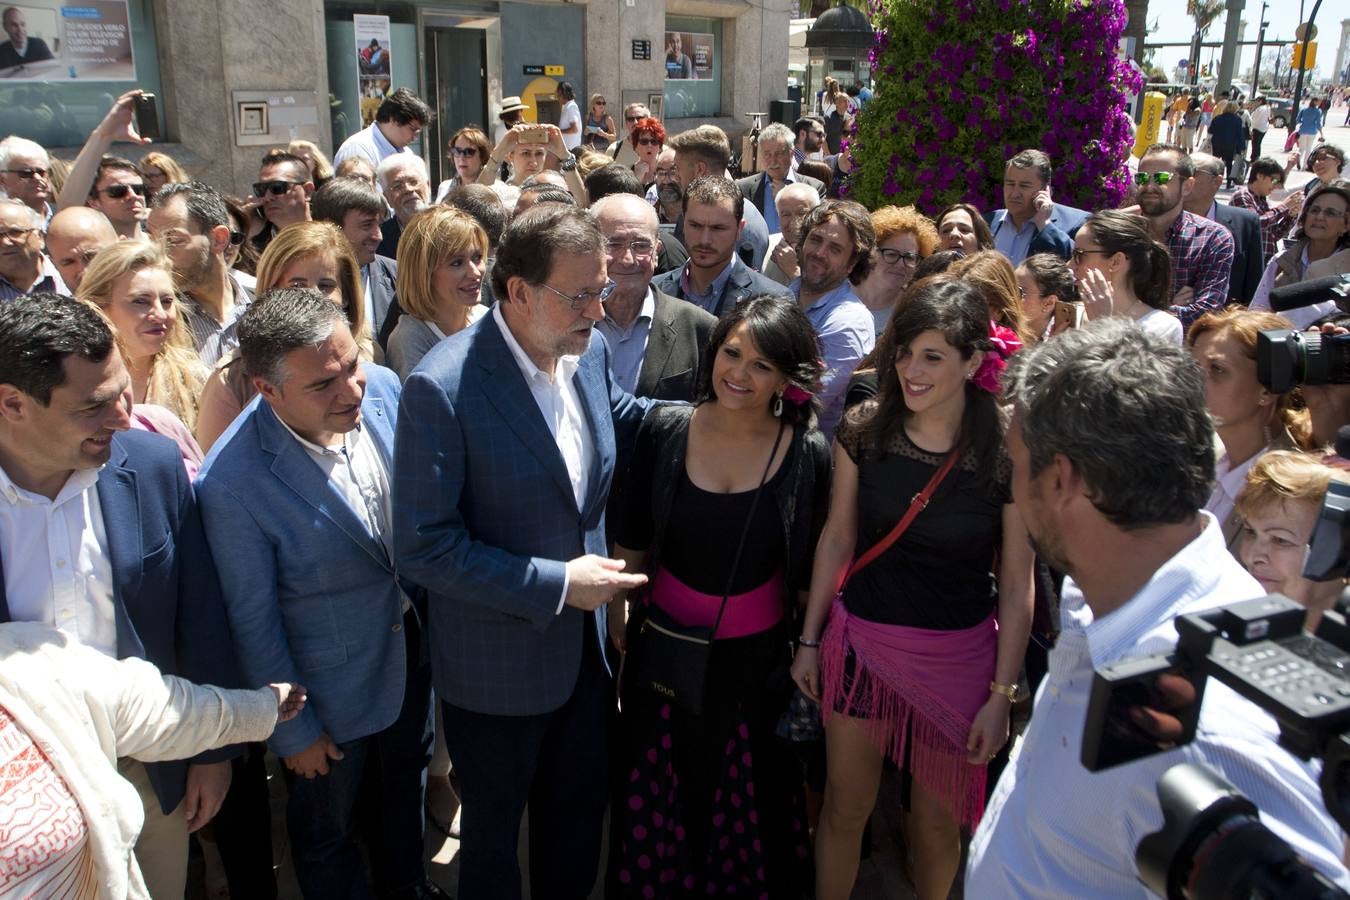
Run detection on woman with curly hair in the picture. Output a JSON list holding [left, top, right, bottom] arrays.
[[854, 205, 939, 335]]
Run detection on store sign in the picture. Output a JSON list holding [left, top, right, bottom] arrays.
[[523, 65, 544, 75], [632, 39, 651, 61]]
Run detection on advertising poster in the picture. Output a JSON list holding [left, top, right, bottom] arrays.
[[664, 31, 713, 81], [0, 1, 135, 80], [354, 13, 391, 127]]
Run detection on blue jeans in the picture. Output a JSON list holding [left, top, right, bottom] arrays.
[[283, 613, 434, 899]]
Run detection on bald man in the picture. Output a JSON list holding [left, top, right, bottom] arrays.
[[45, 206, 116, 293]]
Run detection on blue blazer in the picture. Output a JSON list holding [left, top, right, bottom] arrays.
[[986, 209, 1073, 261], [0, 430, 239, 813], [195, 365, 412, 757], [393, 312, 651, 717], [653, 255, 790, 318], [1050, 202, 1089, 238]]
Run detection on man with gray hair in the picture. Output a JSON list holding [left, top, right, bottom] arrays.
[[984, 148, 1074, 265], [394, 203, 652, 900], [0, 197, 61, 299], [1182, 151, 1263, 306], [605, 101, 651, 167], [966, 318, 1350, 895], [735, 122, 824, 235], [0, 135, 52, 221], [375, 152, 429, 259], [196, 288, 444, 900]]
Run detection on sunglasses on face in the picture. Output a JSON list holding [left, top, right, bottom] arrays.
[[2, 167, 47, 179], [625, 116, 643, 123], [1071, 248, 1112, 264], [1133, 171, 1177, 186], [636, 138, 662, 147], [252, 180, 302, 197], [102, 183, 147, 199], [451, 147, 479, 158]]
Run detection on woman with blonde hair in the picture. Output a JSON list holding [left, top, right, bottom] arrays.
[[854, 205, 939, 335], [287, 139, 334, 187], [583, 93, 616, 151], [1237, 450, 1348, 631], [387, 207, 489, 379], [138, 152, 188, 197], [949, 249, 1030, 345], [196, 221, 371, 449]]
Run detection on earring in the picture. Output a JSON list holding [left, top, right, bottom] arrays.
[[965, 372, 974, 382], [773, 393, 784, 417]]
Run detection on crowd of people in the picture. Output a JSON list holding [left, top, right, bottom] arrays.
[[0, 76, 1348, 900]]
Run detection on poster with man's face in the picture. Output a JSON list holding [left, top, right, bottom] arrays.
[[664, 31, 713, 81], [0, 1, 136, 80]]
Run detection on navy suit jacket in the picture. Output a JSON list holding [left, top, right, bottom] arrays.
[[195, 366, 416, 757], [0, 430, 239, 812], [393, 312, 652, 716], [985, 209, 1073, 262], [653, 256, 790, 318], [368, 254, 400, 350], [1214, 202, 1263, 305], [1050, 202, 1089, 238]]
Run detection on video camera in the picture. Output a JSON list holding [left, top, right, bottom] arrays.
[[1256, 274, 1350, 393], [1080, 480, 1350, 898]]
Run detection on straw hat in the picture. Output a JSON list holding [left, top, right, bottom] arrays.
[[499, 96, 529, 116]]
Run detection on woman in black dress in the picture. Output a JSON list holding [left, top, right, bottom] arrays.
[[611, 296, 832, 899]]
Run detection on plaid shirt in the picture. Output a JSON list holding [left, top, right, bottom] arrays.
[[1228, 187, 1297, 264], [1166, 210, 1235, 329]]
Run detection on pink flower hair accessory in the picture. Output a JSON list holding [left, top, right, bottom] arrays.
[[971, 321, 1022, 395], [782, 384, 813, 406]]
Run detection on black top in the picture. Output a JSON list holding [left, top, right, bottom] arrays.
[[837, 409, 1012, 630]]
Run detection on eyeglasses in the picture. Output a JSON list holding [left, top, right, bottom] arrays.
[[1, 167, 46, 179], [1071, 248, 1112, 264], [604, 238, 655, 257], [1306, 205, 1348, 219], [538, 280, 616, 310], [252, 180, 303, 197], [635, 138, 662, 147], [878, 248, 920, 267], [1133, 171, 1177, 186], [0, 226, 36, 242], [101, 183, 148, 199], [451, 147, 479, 158], [595, 101, 606, 106], [625, 115, 644, 123]]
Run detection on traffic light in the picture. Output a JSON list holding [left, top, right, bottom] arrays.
[[1292, 42, 1318, 70]]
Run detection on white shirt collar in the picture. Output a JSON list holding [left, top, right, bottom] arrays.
[[492, 303, 580, 385], [275, 412, 358, 457], [0, 459, 100, 507]]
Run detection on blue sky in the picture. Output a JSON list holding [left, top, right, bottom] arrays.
[[1143, 0, 1339, 78]]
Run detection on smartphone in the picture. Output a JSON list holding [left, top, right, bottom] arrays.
[[518, 128, 548, 144], [134, 93, 160, 142], [1054, 300, 1085, 331]]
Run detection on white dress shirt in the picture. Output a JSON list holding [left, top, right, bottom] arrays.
[[966, 513, 1350, 896], [1205, 449, 1261, 527], [493, 305, 595, 614], [0, 463, 117, 658]]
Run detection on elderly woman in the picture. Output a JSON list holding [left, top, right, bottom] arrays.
[[854, 205, 939, 335], [628, 116, 666, 185], [434, 125, 518, 209], [386, 207, 489, 379], [1301, 143, 1346, 196], [935, 203, 994, 255], [1250, 181, 1350, 327]]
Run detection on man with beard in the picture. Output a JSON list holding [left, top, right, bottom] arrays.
[[793, 116, 826, 167], [666, 125, 770, 269], [966, 318, 1350, 895], [393, 203, 653, 900], [148, 182, 252, 366], [1135, 143, 1235, 329], [45, 206, 115, 293], [789, 198, 875, 438], [251, 152, 313, 256], [311, 176, 400, 348], [648, 147, 682, 226], [652, 176, 784, 319], [376, 154, 429, 259], [0, 135, 53, 222]]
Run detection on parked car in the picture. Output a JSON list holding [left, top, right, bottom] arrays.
[[1267, 98, 1294, 129]]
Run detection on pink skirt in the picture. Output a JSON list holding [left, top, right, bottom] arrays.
[[649, 567, 785, 639]]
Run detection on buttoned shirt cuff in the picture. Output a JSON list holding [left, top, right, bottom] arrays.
[[557, 566, 569, 615]]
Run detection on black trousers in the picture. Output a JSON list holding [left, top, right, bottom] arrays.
[[440, 621, 609, 900]]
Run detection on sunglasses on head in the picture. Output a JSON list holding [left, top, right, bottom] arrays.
[[252, 180, 302, 197], [102, 183, 147, 199], [1133, 172, 1176, 186]]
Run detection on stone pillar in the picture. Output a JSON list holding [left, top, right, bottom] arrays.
[[586, 0, 666, 118], [1335, 18, 1350, 87]]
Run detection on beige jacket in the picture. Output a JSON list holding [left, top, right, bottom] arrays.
[[0, 623, 278, 899]]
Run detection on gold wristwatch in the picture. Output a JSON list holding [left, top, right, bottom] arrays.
[[989, 680, 1022, 702]]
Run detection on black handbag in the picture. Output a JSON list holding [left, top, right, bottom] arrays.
[[624, 420, 786, 716]]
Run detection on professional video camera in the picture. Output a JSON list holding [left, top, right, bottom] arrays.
[[1080, 479, 1350, 899], [1256, 275, 1350, 393]]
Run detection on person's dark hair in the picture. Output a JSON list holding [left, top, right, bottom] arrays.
[[855, 277, 1001, 483], [1292, 182, 1350, 249], [1142, 142, 1195, 179], [375, 87, 433, 127], [1006, 149, 1053, 186], [585, 163, 643, 203], [259, 151, 312, 184], [910, 249, 963, 281], [238, 287, 348, 386], [1081, 210, 1172, 310], [443, 184, 507, 248], [309, 176, 385, 226], [797, 199, 876, 283], [1308, 144, 1347, 172], [519, 187, 576, 208], [449, 125, 491, 166], [682, 175, 743, 221], [1019, 252, 1079, 303], [222, 195, 260, 275], [557, 82, 575, 102], [666, 125, 732, 172], [90, 156, 141, 197], [694, 295, 825, 427], [151, 180, 229, 233], [0, 292, 116, 405], [797, 160, 832, 193], [492, 204, 602, 302], [1005, 316, 1214, 527], [793, 116, 825, 144], [935, 203, 995, 251], [1247, 156, 1286, 184]]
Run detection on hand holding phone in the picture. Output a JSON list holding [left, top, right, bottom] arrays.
[[134, 93, 160, 142]]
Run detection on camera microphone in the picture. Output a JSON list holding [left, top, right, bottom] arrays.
[[1270, 274, 1350, 313]]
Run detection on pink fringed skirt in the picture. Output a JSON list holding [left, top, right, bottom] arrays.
[[820, 595, 997, 827]]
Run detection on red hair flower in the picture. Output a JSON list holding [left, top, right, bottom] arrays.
[[971, 322, 1021, 395]]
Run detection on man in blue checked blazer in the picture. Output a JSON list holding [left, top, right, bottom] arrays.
[[196, 289, 444, 900], [394, 204, 652, 900]]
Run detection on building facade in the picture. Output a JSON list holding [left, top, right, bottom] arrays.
[[17, 0, 790, 194]]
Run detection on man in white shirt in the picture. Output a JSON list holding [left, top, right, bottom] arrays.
[[333, 87, 431, 169], [967, 318, 1350, 896], [556, 82, 582, 153]]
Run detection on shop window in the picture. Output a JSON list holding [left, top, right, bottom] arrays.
[[663, 16, 721, 120]]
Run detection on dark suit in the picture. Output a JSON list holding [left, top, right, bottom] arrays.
[[653, 255, 790, 318], [1213, 202, 1263, 305], [0, 37, 52, 69], [735, 171, 826, 222], [376, 216, 403, 260], [635, 289, 717, 401], [0, 430, 238, 812], [1050, 201, 1089, 238], [366, 254, 400, 350]]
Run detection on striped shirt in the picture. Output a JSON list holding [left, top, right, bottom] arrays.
[[181, 274, 253, 368]]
